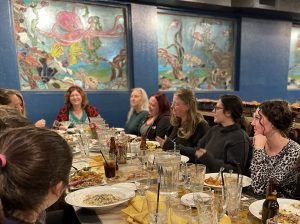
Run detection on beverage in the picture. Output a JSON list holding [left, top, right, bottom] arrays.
[[140, 135, 148, 150], [262, 178, 279, 224], [104, 160, 116, 178], [109, 137, 118, 170]]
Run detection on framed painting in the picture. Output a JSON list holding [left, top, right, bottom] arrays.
[[157, 11, 236, 91], [288, 25, 300, 90], [12, 0, 128, 91]]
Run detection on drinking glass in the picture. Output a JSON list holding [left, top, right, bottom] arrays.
[[213, 188, 226, 221], [184, 163, 206, 190], [146, 195, 168, 224], [169, 199, 192, 224], [134, 171, 151, 196], [224, 173, 243, 220], [137, 150, 148, 169], [103, 153, 116, 179]]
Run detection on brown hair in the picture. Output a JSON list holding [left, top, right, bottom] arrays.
[[258, 100, 295, 137], [0, 127, 72, 222], [64, 85, 88, 110], [0, 115, 33, 133], [171, 89, 205, 139], [151, 92, 171, 114]]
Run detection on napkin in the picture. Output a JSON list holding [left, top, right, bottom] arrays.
[[122, 191, 188, 224], [219, 214, 231, 224], [122, 192, 149, 224]]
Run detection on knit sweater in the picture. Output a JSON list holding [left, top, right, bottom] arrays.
[[180, 124, 253, 175]]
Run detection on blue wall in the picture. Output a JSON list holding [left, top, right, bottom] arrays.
[[0, 0, 299, 127]]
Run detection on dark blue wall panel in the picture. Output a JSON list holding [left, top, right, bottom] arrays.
[[1, 0, 300, 128]]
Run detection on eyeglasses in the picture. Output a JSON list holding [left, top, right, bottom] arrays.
[[213, 106, 224, 111]]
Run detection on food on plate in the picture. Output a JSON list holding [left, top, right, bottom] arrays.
[[277, 209, 300, 223], [292, 203, 300, 209], [83, 193, 120, 206], [64, 135, 78, 144], [69, 170, 104, 188], [205, 176, 222, 186], [147, 141, 158, 150]]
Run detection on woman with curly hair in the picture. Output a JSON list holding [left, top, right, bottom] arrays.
[[55, 85, 100, 127], [250, 100, 300, 198], [156, 89, 209, 153]]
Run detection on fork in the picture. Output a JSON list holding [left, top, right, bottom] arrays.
[[214, 167, 225, 181]]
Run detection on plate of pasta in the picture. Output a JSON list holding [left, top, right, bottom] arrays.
[[65, 186, 135, 210]]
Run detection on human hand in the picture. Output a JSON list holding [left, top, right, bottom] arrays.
[[253, 134, 267, 150], [155, 136, 166, 148], [35, 119, 46, 128], [195, 148, 206, 158]]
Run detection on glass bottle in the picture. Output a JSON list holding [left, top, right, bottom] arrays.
[[109, 137, 118, 170], [262, 178, 279, 224], [140, 135, 148, 150]]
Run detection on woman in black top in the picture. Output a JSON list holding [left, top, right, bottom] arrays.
[[156, 89, 209, 153], [139, 92, 171, 140]]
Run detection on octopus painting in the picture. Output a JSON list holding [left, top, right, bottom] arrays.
[[158, 13, 235, 91], [12, 0, 128, 91]]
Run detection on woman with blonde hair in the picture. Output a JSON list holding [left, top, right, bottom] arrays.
[[156, 89, 209, 152], [124, 88, 149, 135]]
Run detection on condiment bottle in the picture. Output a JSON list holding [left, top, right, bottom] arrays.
[[140, 135, 148, 150], [109, 137, 118, 170], [262, 178, 279, 224]]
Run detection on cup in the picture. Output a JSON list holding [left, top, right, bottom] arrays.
[[184, 163, 206, 189], [213, 188, 226, 221], [134, 171, 151, 196], [146, 195, 168, 224], [223, 173, 243, 220], [169, 200, 192, 224], [104, 154, 116, 179], [76, 132, 90, 159], [193, 186, 217, 224]]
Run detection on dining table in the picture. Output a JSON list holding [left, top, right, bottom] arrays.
[[70, 150, 262, 224]]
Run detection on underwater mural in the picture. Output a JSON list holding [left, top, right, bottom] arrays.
[[12, 0, 128, 91], [157, 12, 236, 91], [288, 26, 300, 90]]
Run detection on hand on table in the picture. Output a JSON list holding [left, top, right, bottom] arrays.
[[155, 136, 166, 148]]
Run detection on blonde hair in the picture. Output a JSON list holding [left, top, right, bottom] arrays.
[[127, 88, 149, 121], [171, 89, 204, 139], [0, 105, 21, 117]]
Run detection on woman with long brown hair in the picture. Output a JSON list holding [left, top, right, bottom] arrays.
[[156, 89, 209, 152]]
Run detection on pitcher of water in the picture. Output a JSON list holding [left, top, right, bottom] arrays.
[[155, 152, 181, 196]]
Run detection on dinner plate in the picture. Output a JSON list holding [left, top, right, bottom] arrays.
[[111, 182, 137, 191], [204, 173, 252, 188], [65, 186, 135, 210], [114, 127, 125, 133], [148, 154, 189, 164], [127, 134, 137, 139], [249, 198, 300, 219], [72, 147, 81, 154], [181, 192, 211, 207]]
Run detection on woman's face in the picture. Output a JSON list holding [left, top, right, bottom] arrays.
[[148, 96, 159, 117], [251, 108, 272, 135], [8, 94, 22, 113], [130, 90, 142, 109], [212, 100, 226, 124], [69, 90, 82, 108], [171, 95, 188, 119]]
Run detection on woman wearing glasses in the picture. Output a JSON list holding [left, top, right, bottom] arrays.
[[156, 89, 209, 153], [182, 94, 252, 175]]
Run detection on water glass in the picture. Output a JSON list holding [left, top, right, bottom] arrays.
[[213, 188, 226, 221], [169, 201, 192, 224], [224, 173, 243, 220], [135, 172, 151, 196], [146, 195, 168, 224], [184, 163, 206, 189]]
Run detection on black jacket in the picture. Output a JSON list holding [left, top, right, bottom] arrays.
[[163, 119, 210, 151], [141, 112, 171, 140]]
